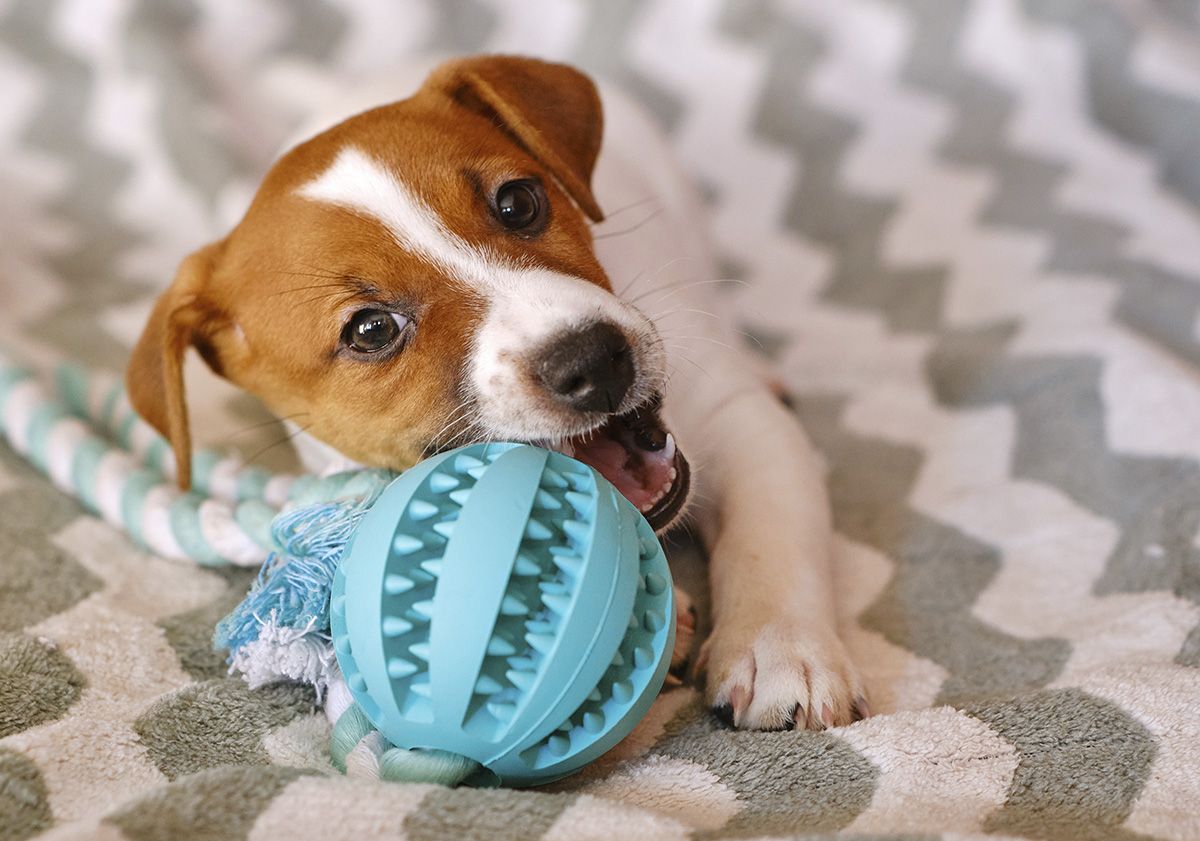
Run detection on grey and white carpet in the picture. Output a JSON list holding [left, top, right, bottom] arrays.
[[3, 0, 1200, 839]]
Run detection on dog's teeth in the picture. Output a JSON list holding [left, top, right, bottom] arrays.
[[638, 476, 678, 513], [663, 433, 676, 461]]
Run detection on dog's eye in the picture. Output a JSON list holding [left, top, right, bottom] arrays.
[[494, 180, 545, 231], [342, 309, 408, 354]]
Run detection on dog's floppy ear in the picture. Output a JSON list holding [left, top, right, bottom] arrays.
[[126, 242, 227, 490], [425, 55, 605, 222]]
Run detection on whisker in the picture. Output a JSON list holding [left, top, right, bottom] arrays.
[[266, 281, 350, 298], [653, 305, 720, 322], [286, 261, 353, 280], [420, 399, 477, 459], [683, 335, 735, 351], [618, 256, 703, 304], [436, 412, 486, 453], [590, 195, 658, 226], [592, 207, 664, 241], [662, 345, 713, 380], [628, 275, 744, 307], [294, 289, 364, 309], [616, 269, 646, 299], [655, 332, 737, 352], [243, 421, 313, 467], [733, 328, 766, 353], [227, 411, 311, 437], [428, 400, 490, 455], [428, 402, 472, 438], [667, 360, 710, 383]]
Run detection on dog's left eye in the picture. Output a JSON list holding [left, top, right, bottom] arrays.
[[494, 180, 545, 231], [342, 309, 409, 354]]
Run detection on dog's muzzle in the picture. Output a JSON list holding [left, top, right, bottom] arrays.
[[551, 395, 690, 531]]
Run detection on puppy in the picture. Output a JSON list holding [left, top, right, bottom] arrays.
[[127, 55, 866, 730]]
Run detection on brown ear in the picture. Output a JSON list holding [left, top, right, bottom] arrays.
[[126, 243, 224, 490], [425, 55, 605, 222]]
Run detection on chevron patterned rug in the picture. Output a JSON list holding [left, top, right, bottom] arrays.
[[3, 1, 1200, 839]]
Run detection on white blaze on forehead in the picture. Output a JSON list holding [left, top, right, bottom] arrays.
[[297, 145, 497, 283], [296, 145, 666, 440]]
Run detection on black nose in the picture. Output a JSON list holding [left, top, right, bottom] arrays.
[[535, 322, 635, 413]]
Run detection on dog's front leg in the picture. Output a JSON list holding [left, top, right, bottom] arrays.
[[676, 381, 867, 730]]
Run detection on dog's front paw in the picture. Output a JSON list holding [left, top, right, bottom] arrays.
[[699, 619, 868, 730]]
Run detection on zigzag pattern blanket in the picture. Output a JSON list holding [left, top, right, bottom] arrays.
[[3, 1, 1200, 839]]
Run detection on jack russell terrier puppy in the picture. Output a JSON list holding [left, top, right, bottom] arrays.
[[127, 55, 868, 731]]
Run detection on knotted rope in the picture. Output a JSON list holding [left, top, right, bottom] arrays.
[[0, 349, 480, 785]]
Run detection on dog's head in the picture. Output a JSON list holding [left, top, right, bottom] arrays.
[[127, 55, 689, 529]]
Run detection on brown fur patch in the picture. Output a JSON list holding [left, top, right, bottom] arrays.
[[127, 56, 613, 477]]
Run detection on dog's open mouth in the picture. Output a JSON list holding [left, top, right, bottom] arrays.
[[550, 398, 690, 531]]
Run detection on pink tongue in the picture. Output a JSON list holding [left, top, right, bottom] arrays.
[[571, 435, 674, 512]]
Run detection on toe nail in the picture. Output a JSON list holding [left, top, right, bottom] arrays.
[[788, 703, 803, 731], [853, 696, 871, 721], [712, 703, 734, 727], [729, 686, 750, 727], [822, 704, 835, 728]]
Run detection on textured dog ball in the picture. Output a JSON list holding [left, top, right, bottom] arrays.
[[330, 442, 675, 787]]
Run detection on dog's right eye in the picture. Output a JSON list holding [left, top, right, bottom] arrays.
[[342, 309, 409, 355]]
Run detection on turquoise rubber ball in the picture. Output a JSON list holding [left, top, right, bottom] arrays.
[[329, 442, 675, 787]]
